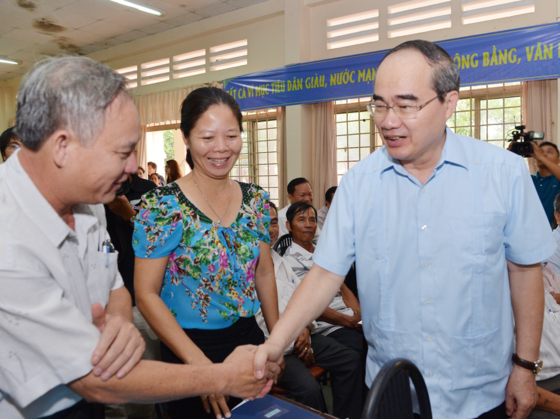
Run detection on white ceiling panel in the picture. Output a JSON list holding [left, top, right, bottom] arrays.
[[81, 20, 132, 38], [3, 28, 56, 44], [177, 0, 223, 13], [62, 0, 123, 20], [114, 30, 149, 42], [196, 2, 236, 18], [162, 12, 203, 26], [140, 21, 175, 35], [104, 10, 159, 30], [61, 29, 107, 44], [227, 0, 268, 8]]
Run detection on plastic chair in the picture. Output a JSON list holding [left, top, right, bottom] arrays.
[[362, 358, 432, 419], [273, 234, 293, 256]]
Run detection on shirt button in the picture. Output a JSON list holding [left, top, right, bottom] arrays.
[[421, 225, 427, 230], [421, 188, 426, 193], [429, 372, 434, 377], [424, 262, 429, 267], [424, 299, 430, 305], [427, 335, 432, 341], [474, 159, 479, 164]]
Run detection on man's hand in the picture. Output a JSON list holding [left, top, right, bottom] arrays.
[[254, 341, 285, 382], [551, 293, 560, 306], [107, 195, 136, 222], [505, 365, 538, 419], [193, 355, 231, 419], [530, 142, 544, 162], [223, 345, 281, 402], [293, 329, 314, 367], [90, 303, 145, 381], [342, 312, 363, 332]]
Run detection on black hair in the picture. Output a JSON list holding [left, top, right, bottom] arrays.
[[325, 186, 337, 203], [380, 40, 460, 102], [147, 161, 157, 170], [0, 127, 19, 160], [287, 177, 310, 195], [539, 141, 559, 156], [286, 202, 317, 227], [555, 193, 560, 214], [269, 201, 278, 214], [180, 87, 243, 170]]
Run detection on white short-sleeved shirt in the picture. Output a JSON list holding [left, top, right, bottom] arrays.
[[283, 242, 353, 336], [538, 287, 560, 381], [0, 152, 123, 419]]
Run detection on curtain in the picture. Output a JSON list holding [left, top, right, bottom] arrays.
[[311, 101, 337, 209], [276, 107, 287, 208], [522, 79, 558, 174], [136, 125, 148, 172], [131, 83, 210, 168]]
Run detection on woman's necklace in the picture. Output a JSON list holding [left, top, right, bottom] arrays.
[[192, 174, 234, 228]]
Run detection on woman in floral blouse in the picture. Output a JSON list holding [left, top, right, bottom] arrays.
[[133, 87, 279, 419]]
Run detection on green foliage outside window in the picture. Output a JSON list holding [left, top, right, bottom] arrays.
[[164, 130, 174, 161]]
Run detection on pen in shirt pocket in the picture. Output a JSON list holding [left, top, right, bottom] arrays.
[[549, 309, 559, 323], [101, 240, 115, 268]]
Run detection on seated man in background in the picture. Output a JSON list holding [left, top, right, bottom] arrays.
[[282, 202, 366, 361], [0, 127, 22, 161], [532, 141, 560, 226], [0, 55, 278, 419], [147, 161, 166, 186], [317, 186, 336, 230], [257, 202, 364, 419], [278, 178, 321, 241]]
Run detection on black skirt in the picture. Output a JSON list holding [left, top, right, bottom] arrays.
[[160, 316, 265, 419]]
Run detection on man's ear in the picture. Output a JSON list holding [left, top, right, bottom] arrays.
[[287, 194, 293, 204], [444, 90, 459, 120], [51, 130, 75, 168], [286, 220, 292, 233]]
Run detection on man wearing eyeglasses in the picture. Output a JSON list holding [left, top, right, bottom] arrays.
[[255, 40, 556, 419]]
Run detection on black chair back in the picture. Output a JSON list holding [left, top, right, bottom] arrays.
[[273, 233, 292, 256], [362, 358, 432, 419]]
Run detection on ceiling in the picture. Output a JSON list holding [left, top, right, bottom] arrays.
[[0, 0, 268, 81]]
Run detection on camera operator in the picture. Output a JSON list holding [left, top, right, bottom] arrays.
[[531, 141, 560, 226]]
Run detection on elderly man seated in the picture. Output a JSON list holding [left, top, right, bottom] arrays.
[[257, 202, 364, 419], [282, 202, 367, 361]]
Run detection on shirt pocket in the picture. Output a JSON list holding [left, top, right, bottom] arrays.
[[89, 251, 119, 306], [447, 327, 504, 391], [368, 318, 419, 367]]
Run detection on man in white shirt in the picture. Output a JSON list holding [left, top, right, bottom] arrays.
[[277, 178, 321, 241], [257, 203, 364, 419], [282, 202, 366, 362], [316, 186, 336, 230], [0, 56, 278, 419]]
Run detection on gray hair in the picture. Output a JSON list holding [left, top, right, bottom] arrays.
[[380, 40, 460, 102], [16, 56, 128, 150]]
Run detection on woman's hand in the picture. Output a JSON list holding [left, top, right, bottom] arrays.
[[195, 356, 231, 419]]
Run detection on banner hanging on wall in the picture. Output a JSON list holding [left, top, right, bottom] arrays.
[[224, 22, 560, 111]]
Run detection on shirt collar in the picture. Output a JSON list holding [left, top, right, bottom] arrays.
[[289, 241, 315, 259], [380, 127, 470, 176], [5, 152, 96, 248]]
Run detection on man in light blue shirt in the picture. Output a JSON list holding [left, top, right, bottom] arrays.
[[255, 40, 556, 419]]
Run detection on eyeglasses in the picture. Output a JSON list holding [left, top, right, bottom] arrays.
[[366, 95, 440, 120]]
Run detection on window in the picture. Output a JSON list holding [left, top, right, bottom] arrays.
[[327, 9, 379, 50], [335, 97, 381, 184], [231, 109, 279, 205], [210, 40, 248, 72], [446, 82, 523, 149]]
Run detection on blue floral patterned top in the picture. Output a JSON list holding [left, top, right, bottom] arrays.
[[133, 181, 271, 330]]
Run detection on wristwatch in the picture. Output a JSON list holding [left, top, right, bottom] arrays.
[[512, 353, 543, 375]]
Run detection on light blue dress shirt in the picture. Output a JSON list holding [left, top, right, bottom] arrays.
[[314, 128, 556, 419]]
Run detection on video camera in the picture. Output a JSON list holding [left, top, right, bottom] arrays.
[[508, 125, 545, 157]]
